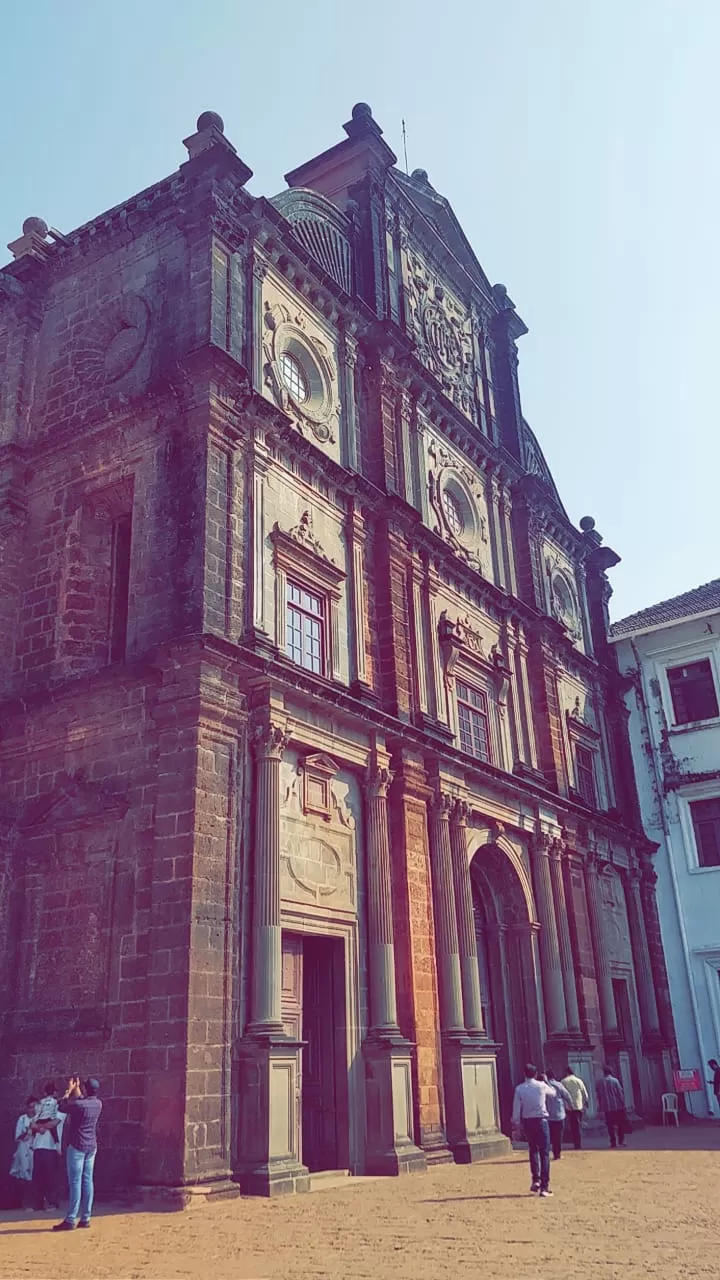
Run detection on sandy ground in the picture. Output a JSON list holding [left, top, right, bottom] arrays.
[[1, 1125, 718, 1280]]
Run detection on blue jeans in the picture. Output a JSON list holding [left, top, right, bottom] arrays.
[[65, 1145, 96, 1225], [524, 1117, 550, 1191]]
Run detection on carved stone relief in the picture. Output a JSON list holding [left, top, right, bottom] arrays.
[[280, 756, 357, 912], [543, 541, 584, 647], [600, 866, 632, 964], [404, 255, 476, 418]]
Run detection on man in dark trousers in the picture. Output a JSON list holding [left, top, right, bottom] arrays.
[[596, 1065, 627, 1148], [545, 1068, 573, 1159], [560, 1064, 589, 1149], [53, 1076, 102, 1231], [512, 1063, 556, 1197]]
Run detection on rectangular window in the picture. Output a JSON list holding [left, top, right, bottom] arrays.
[[575, 744, 597, 806], [456, 680, 491, 762], [689, 797, 720, 868], [285, 581, 325, 675], [109, 514, 132, 662], [667, 659, 719, 725]]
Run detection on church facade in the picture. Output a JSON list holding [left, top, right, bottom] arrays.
[[0, 105, 675, 1201]]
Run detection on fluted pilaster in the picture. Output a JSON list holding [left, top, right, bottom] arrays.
[[624, 861, 660, 1036], [549, 840, 581, 1032], [449, 800, 485, 1034], [429, 793, 464, 1033], [365, 764, 400, 1032], [531, 834, 567, 1035], [584, 850, 619, 1036], [249, 718, 289, 1031]]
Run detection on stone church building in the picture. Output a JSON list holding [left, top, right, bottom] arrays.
[[0, 106, 675, 1200]]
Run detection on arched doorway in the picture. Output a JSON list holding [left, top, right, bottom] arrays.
[[470, 841, 543, 1132]]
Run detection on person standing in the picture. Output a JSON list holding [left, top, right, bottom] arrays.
[[9, 1097, 37, 1207], [707, 1059, 720, 1115], [53, 1076, 102, 1231], [31, 1082, 60, 1210], [596, 1065, 627, 1148], [561, 1065, 589, 1149], [545, 1068, 573, 1160], [512, 1063, 556, 1197]]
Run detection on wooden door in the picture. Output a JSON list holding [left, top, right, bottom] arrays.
[[301, 935, 338, 1171]]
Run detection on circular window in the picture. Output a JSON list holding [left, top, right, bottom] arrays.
[[442, 488, 465, 536], [280, 351, 309, 403], [552, 575, 576, 627]]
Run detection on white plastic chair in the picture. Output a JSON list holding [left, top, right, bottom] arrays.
[[661, 1092, 679, 1126]]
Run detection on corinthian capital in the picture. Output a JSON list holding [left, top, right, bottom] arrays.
[[366, 764, 393, 798], [450, 798, 470, 828], [431, 790, 454, 820], [251, 715, 290, 760]]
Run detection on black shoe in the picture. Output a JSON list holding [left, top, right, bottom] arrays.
[[78, 1220, 91, 1228], [52, 1221, 76, 1231]]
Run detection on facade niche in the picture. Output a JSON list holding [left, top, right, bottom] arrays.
[[55, 478, 134, 676]]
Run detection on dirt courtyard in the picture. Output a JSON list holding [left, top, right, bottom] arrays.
[[1, 1125, 718, 1280]]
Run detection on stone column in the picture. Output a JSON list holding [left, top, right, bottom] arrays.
[[365, 765, 400, 1032], [531, 834, 568, 1036], [430, 794, 509, 1162], [429, 793, 465, 1033], [549, 839, 581, 1033], [584, 851, 619, 1036], [640, 864, 675, 1044], [249, 719, 288, 1031], [624, 862, 660, 1036], [345, 502, 371, 693], [449, 801, 485, 1034], [238, 714, 308, 1195], [498, 482, 518, 597], [362, 759, 427, 1177]]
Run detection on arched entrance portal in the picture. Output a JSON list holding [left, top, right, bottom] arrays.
[[470, 841, 544, 1132]]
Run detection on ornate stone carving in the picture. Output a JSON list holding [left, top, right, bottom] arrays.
[[273, 509, 335, 566], [279, 758, 357, 911], [545, 555, 582, 642], [426, 436, 489, 571], [252, 719, 290, 759], [404, 257, 476, 418]]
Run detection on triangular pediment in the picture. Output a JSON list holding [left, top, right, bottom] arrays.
[[391, 168, 494, 296], [301, 752, 340, 779]]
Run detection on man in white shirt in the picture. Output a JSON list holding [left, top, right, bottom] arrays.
[[511, 1063, 557, 1197], [561, 1065, 590, 1150], [31, 1082, 61, 1210]]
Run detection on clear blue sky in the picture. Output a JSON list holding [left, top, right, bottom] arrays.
[[3, 0, 717, 621]]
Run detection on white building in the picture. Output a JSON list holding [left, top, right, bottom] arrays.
[[611, 580, 720, 1119]]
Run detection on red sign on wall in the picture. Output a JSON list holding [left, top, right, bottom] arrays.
[[673, 1069, 702, 1093]]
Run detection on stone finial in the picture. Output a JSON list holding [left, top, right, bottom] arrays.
[[196, 110, 225, 134], [23, 217, 49, 237], [7, 216, 52, 263], [343, 101, 384, 141], [411, 167, 430, 186]]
